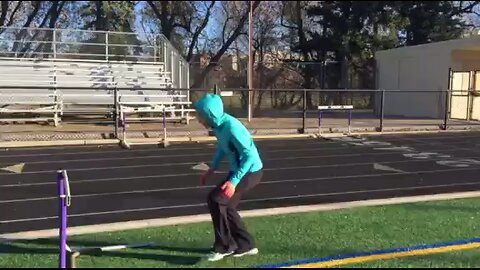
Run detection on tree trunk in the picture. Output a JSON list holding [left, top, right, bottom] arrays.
[[94, 1, 107, 31], [0, 1, 8, 26], [12, 1, 42, 55], [186, 1, 215, 62]]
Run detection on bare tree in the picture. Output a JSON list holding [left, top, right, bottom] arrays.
[[280, 1, 317, 108], [11, 1, 43, 55], [191, 1, 261, 88], [183, 1, 216, 62], [241, 1, 286, 110], [0, 1, 24, 34], [145, 1, 216, 62]]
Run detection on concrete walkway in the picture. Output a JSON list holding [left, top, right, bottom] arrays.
[[0, 117, 479, 142]]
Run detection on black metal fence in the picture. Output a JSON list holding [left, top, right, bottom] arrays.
[[0, 86, 478, 141]]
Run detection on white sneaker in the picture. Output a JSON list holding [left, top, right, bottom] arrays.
[[233, 248, 259, 258], [206, 251, 234, 262]]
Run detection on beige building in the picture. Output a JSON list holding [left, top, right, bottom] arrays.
[[375, 36, 480, 120]]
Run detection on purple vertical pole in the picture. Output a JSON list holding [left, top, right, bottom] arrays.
[[162, 107, 167, 142], [58, 170, 67, 269], [348, 109, 352, 134], [318, 110, 323, 135], [122, 112, 126, 141]]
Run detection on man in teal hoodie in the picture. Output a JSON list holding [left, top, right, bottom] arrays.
[[195, 94, 263, 262]]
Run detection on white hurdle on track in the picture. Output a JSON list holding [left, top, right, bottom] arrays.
[[318, 105, 354, 135]]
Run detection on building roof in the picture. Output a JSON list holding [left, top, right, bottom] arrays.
[[375, 35, 480, 58]]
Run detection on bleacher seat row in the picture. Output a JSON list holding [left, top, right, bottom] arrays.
[[0, 58, 195, 126]]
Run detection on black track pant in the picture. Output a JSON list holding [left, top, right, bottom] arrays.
[[207, 170, 263, 253]]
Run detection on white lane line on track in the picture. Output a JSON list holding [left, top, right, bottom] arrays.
[[1, 145, 477, 177], [3, 154, 480, 188], [0, 139, 337, 159], [2, 181, 480, 224], [1, 166, 479, 204], [0, 145, 352, 166]]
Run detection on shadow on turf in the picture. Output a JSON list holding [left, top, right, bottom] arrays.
[[31, 238, 210, 254], [0, 242, 57, 255], [0, 239, 204, 266]]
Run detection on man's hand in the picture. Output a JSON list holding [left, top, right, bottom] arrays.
[[200, 168, 214, 185], [221, 181, 236, 199]]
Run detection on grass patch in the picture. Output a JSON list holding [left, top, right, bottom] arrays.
[[2, 198, 480, 268]]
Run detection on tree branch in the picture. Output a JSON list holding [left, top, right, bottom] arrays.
[[176, 2, 196, 33], [221, 16, 232, 45], [172, 21, 190, 31], [30, 1, 66, 57], [167, 1, 178, 29], [191, 0, 261, 88], [0, 1, 8, 26], [147, 1, 174, 39], [22, 1, 41, 28], [186, 0, 215, 62], [147, 1, 162, 21], [22, 1, 57, 58], [53, 3, 66, 25], [38, 2, 57, 29], [280, 3, 297, 30], [6, 1, 23, 27], [457, 1, 480, 14], [12, 1, 42, 54]]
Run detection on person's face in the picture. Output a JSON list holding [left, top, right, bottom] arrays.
[[197, 115, 210, 129]]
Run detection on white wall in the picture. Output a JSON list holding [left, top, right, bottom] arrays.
[[375, 37, 480, 118], [376, 48, 449, 118]]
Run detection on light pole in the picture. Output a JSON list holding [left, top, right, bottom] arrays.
[[248, 1, 253, 122]]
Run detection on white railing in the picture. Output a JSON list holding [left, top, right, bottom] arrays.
[[0, 26, 190, 89]]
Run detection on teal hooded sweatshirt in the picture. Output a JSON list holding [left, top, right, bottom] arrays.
[[194, 94, 263, 186]]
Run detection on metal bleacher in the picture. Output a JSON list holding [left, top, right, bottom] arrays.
[[0, 59, 62, 125], [0, 27, 193, 126]]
